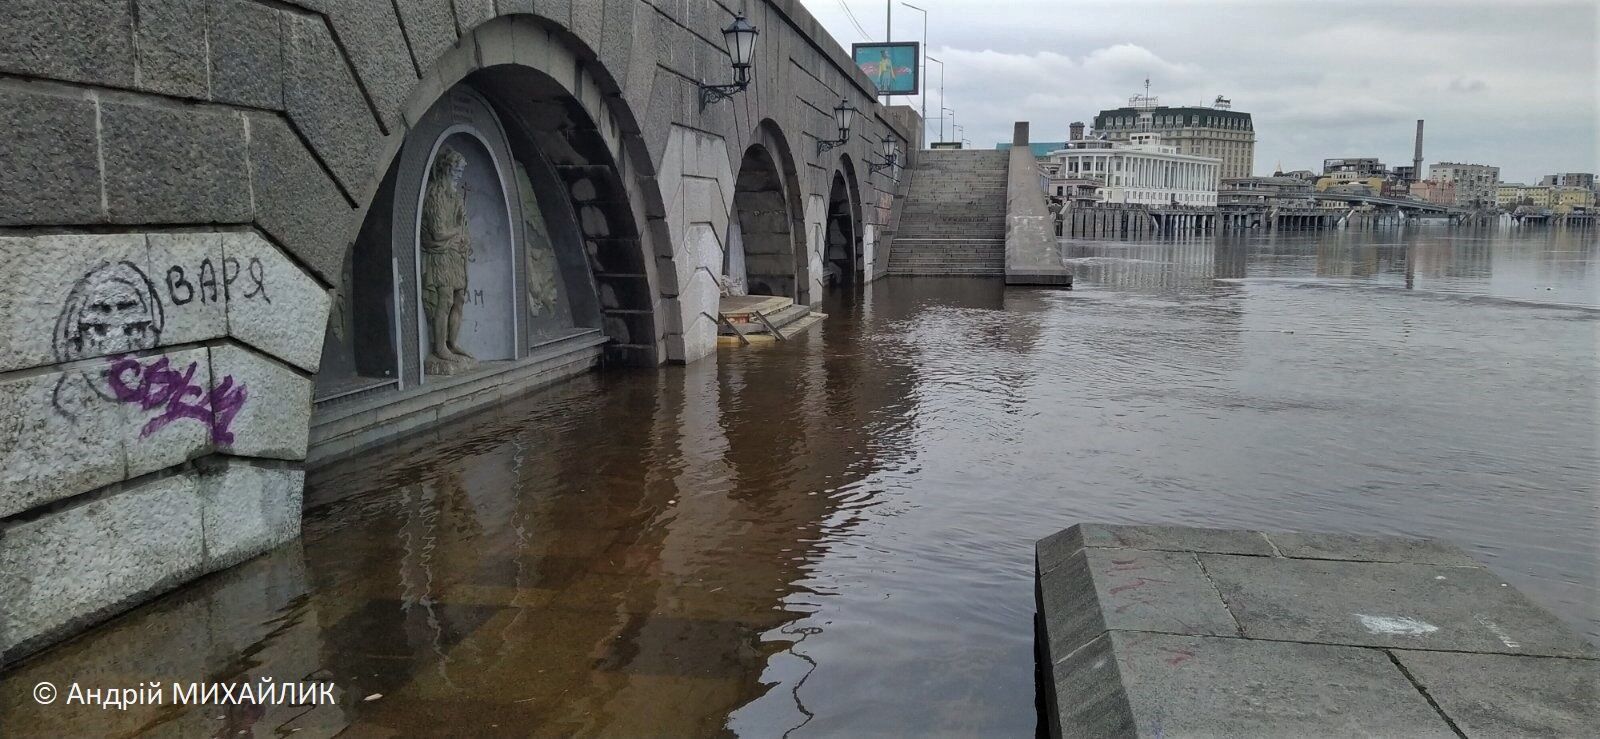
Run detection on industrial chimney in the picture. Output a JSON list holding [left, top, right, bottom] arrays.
[[1412, 120, 1425, 182], [1069, 121, 1085, 141]]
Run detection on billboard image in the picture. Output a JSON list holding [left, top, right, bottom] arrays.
[[852, 42, 920, 96]]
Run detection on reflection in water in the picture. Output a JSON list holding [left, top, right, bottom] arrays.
[[3, 226, 1596, 736]]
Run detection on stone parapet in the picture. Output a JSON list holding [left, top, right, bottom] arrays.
[[1036, 523, 1598, 737]]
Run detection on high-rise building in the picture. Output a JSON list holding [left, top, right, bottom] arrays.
[[1539, 173, 1596, 190], [1093, 93, 1255, 179], [1428, 162, 1499, 208]]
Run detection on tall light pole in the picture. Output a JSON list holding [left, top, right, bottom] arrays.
[[901, 3, 928, 138], [926, 56, 944, 146], [941, 106, 953, 145]]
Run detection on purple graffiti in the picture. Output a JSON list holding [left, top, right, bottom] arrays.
[[105, 355, 248, 444]]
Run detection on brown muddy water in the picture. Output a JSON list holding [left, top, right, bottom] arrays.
[[4, 227, 1597, 736]]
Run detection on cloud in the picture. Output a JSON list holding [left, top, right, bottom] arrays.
[[800, 0, 1597, 181]]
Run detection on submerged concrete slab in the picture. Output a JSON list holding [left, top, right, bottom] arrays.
[[1201, 553, 1598, 657], [1393, 650, 1599, 736], [1036, 523, 1600, 738], [1052, 632, 1456, 738]]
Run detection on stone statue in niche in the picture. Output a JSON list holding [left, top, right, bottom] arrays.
[[420, 146, 477, 375], [515, 165, 560, 320]]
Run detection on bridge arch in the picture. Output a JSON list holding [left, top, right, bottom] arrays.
[[728, 120, 809, 302], [313, 14, 670, 450], [828, 155, 866, 286]]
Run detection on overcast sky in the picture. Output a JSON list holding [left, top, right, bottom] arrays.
[[801, 0, 1598, 182]]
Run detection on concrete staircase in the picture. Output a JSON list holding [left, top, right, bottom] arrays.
[[888, 149, 1008, 276]]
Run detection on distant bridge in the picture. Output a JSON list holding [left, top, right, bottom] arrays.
[[1311, 192, 1460, 215]]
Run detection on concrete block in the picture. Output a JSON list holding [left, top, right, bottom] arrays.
[[208, 344, 311, 460], [1392, 650, 1599, 736], [1200, 553, 1600, 657], [1038, 547, 1239, 658], [283, 12, 383, 198], [1052, 632, 1455, 738], [145, 233, 228, 346], [453, 0, 496, 34], [475, 15, 515, 67], [246, 112, 351, 284], [198, 460, 303, 569], [221, 232, 332, 372], [541, 0, 573, 28], [207, 0, 284, 109], [509, 15, 554, 72], [599, 0, 635, 86], [394, 0, 459, 75], [1051, 523, 1276, 563], [570, 0, 603, 52], [134, 0, 210, 99], [0, 473, 205, 661], [118, 346, 216, 479], [0, 87, 102, 226], [1263, 530, 1479, 566], [0, 364, 126, 519], [0, 0, 136, 88], [302, 0, 417, 129], [0, 233, 151, 373], [100, 100, 251, 224]]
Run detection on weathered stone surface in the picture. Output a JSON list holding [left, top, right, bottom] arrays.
[[1263, 530, 1479, 566], [1200, 553, 1599, 657], [100, 100, 251, 224], [540, 0, 574, 28], [1045, 523, 1276, 565], [0, 233, 149, 373], [0, 0, 136, 87], [145, 233, 228, 346], [0, 473, 205, 660], [246, 113, 352, 284], [0, 346, 215, 519], [453, 0, 496, 34], [1038, 547, 1239, 658], [0, 87, 102, 226], [209, 344, 311, 460], [283, 12, 383, 198], [599, 0, 635, 87], [134, 0, 210, 99], [394, 0, 458, 74], [221, 232, 330, 372], [300, 0, 417, 129], [1393, 650, 1599, 736], [207, 0, 284, 109], [570, 0, 604, 53], [199, 460, 303, 569], [1053, 632, 1455, 738]]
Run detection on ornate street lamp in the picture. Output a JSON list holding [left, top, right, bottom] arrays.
[[868, 135, 899, 178], [817, 98, 857, 155], [699, 14, 759, 108]]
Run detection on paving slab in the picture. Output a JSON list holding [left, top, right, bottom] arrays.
[[1036, 523, 1600, 738], [1051, 632, 1456, 739], [1200, 553, 1598, 657], [1037, 547, 1238, 657], [1393, 650, 1599, 736], [1263, 530, 1480, 566]]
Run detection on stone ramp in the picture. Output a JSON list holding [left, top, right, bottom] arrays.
[[1036, 523, 1598, 738], [1004, 122, 1072, 287], [888, 150, 1008, 276]]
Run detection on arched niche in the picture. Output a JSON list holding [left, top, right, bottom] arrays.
[[825, 170, 857, 286]]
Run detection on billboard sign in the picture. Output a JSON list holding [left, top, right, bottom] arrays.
[[852, 42, 920, 96]]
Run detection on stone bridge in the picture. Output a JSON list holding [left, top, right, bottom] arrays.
[[0, 0, 918, 661]]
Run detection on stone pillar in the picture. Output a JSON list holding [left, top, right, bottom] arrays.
[[0, 232, 328, 661]]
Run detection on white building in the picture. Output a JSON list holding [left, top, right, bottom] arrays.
[[1045, 133, 1220, 207]]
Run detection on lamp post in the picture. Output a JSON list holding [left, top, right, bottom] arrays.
[[817, 98, 858, 155], [868, 135, 899, 178], [926, 55, 943, 146], [901, 3, 927, 133], [699, 14, 759, 109]]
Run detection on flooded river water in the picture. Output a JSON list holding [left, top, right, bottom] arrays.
[[4, 226, 1596, 736]]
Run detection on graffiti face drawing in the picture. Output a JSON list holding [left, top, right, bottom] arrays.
[[54, 261, 165, 362], [51, 261, 166, 415]]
